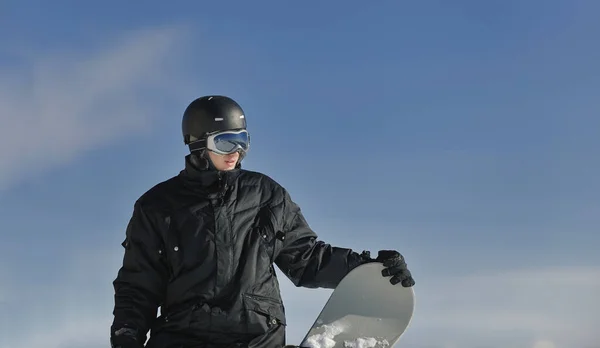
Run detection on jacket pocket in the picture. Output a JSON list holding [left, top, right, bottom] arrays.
[[243, 293, 287, 335], [254, 206, 285, 264]]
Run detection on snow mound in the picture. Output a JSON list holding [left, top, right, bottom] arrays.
[[304, 322, 346, 348], [344, 337, 390, 348], [304, 319, 391, 348]]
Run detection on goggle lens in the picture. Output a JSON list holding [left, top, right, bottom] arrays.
[[211, 131, 249, 154]]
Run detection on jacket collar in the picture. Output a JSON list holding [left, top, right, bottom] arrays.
[[179, 154, 241, 195]]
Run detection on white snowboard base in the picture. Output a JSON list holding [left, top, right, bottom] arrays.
[[298, 262, 415, 348]]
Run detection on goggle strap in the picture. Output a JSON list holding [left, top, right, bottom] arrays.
[[188, 139, 207, 152]]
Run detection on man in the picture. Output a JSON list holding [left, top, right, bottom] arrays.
[[110, 95, 415, 348]]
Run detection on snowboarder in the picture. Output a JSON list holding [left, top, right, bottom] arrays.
[[110, 95, 415, 348]]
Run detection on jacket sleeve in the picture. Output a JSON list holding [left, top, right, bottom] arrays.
[[111, 201, 169, 343], [274, 188, 370, 289]]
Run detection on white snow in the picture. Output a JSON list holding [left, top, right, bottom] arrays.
[[303, 319, 390, 348], [304, 322, 346, 348], [344, 337, 390, 348]]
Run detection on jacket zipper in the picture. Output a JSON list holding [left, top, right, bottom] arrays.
[[217, 172, 234, 287]]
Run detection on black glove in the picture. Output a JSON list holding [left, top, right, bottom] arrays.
[[368, 250, 415, 287], [110, 327, 143, 348]]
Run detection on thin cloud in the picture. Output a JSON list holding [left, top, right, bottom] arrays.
[[0, 25, 187, 190], [3, 246, 122, 348], [400, 267, 600, 348]]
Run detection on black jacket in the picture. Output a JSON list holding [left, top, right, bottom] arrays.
[[111, 156, 369, 347]]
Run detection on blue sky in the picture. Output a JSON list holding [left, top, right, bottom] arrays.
[[1, 1, 599, 347]]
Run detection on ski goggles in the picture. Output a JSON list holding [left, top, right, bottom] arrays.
[[189, 129, 250, 155]]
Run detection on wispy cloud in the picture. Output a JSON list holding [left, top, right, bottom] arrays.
[[0, 25, 187, 190], [3, 245, 122, 348], [398, 267, 600, 348]]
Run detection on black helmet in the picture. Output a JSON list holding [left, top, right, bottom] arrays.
[[182, 95, 247, 146]]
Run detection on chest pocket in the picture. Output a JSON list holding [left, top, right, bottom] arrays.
[[162, 204, 215, 280], [253, 206, 285, 264]]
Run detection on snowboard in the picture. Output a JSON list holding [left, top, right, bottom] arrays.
[[297, 262, 415, 348]]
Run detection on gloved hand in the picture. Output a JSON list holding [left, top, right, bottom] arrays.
[[369, 250, 415, 287], [110, 327, 143, 348]]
